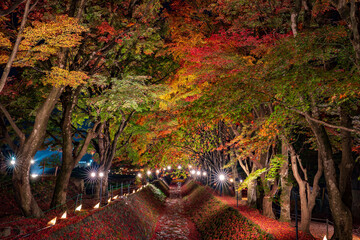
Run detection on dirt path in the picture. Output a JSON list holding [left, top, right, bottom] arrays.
[[151, 184, 200, 240]]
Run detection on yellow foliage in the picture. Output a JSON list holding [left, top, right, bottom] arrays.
[[21, 15, 87, 50], [0, 32, 11, 48], [0, 15, 88, 67], [44, 67, 89, 87]]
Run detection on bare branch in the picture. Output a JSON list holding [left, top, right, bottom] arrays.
[[0, 103, 25, 146]]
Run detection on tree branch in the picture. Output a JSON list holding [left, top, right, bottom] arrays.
[[0, 103, 25, 146]]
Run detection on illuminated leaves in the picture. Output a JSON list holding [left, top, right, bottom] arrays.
[[21, 15, 87, 49], [0, 15, 87, 66], [44, 67, 89, 87]]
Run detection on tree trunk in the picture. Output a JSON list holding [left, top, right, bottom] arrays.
[[12, 154, 43, 217], [298, 183, 311, 233], [279, 140, 292, 222], [263, 196, 275, 219], [10, 86, 63, 217], [332, 0, 360, 66], [286, 134, 322, 234], [306, 119, 353, 240], [247, 179, 257, 207], [50, 163, 74, 209], [50, 87, 98, 209]]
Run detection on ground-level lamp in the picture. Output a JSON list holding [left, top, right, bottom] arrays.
[[60, 211, 67, 219], [75, 204, 82, 211], [31, 174, 38, 179], [47, 217, 57, 226], [94, 202, 100, 209]]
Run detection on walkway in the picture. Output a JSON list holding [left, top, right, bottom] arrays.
[[151, 184, 200, 240]]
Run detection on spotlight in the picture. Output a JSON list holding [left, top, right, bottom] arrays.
[[219, 174, 225, 181]]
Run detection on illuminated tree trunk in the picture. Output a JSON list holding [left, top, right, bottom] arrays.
[[286, 138, 322, 234], [247, 178, 257, 208], [93, 111, 134, 200], [50, 87, 99, 209], [9, 86, 63, 217], [279, 140, 292, 222], [306, 120, 353, 240]]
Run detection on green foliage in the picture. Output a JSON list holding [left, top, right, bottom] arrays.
[[266, 155, 286, 182], [239, 168, 267, 191]]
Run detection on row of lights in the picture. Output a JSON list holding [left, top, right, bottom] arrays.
[[9, 157, 36, 166]]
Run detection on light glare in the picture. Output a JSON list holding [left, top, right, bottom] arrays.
[[219, 174, 225, 181]]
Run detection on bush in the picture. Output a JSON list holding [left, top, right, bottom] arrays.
[[183, 181, 273, 240], [29, 183, 166, 240]]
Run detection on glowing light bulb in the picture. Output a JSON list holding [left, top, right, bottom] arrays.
[[167, 166, 171, 170], [178, 165, 182, 169], [10, 160, 15, 165], [219, 174, 225, 181], [147, 170, 151, 176], [197, 171, 201, 176], [203, 172, 207, 176], [137, 173, 142, 178], [191, 170, 196, 175], [91, 172, 96, 178], [99, 172, 104, 178], [31, 174, 38, 178], [30, 159, 35, 164], [94, 203, 100, 209], [230, 178, 234, 183], [156, 169, 160, 174]]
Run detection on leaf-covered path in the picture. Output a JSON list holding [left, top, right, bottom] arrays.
[[151, 184, 200, 240]]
